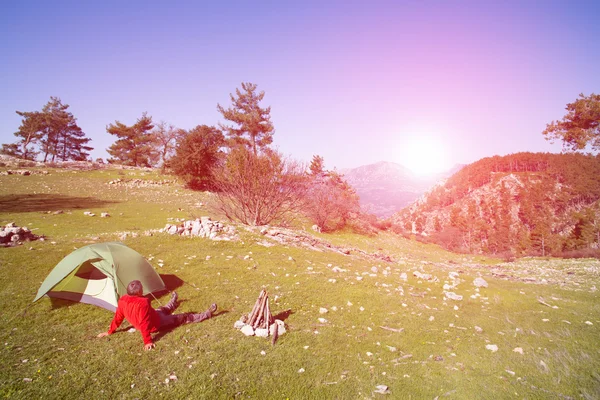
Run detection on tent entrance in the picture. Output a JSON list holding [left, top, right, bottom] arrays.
[[47, 260, 118, 311]]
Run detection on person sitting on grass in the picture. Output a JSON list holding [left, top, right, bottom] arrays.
[[97, 280, 217, 350]]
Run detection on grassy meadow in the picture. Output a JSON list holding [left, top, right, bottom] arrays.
[[1, 166, 599, 399]]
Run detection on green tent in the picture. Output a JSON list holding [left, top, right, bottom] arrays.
[[33, 242, 166, 312]]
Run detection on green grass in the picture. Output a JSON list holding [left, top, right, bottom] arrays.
[[1, 166, 599, 399]]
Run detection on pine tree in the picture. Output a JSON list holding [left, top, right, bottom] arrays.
[[3, 97, 91, 161], [106, 113, 155, 167], [217, 82, 274, 155]]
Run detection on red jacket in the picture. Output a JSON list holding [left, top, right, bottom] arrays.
[[108, 294, 160, 345]]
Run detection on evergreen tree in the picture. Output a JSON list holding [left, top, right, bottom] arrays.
[[2, 97, 91, 161], [542, 93, 600, 152], [217, 82, 274, 155], [170, 125, 225, 190], [41, 98, 92, 161], [309, 155, 325, 176], [11, 110, 44, 160], [106, 113, 155, 167]]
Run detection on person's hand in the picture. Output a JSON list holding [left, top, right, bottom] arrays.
[[144, 343, 155, 351], [97, 332, 109, 338]]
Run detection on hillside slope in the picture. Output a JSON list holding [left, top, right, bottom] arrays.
[[1, 164, 600, 399], [392, 152, 600, 255]]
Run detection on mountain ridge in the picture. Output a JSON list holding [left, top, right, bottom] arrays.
[[340, 161, 462, 218]]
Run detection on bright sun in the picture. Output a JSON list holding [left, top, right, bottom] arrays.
[[399, 134, 449, 177]]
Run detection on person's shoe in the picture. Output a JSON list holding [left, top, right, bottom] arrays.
[[209, 303, 217, 314], [171, 291, 178, 304]]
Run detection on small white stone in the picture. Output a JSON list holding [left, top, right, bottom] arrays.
[[513, 347, 524, 354], [486, 344, 498, 352], [429, 316, 435, 321], [474, 326, 483, 333], [241, 325, 255, 336], [585, 321, 593, 325], [374, 385, 390, 394], [347, 301, 353, 306], [298, 368, 305, 373], [473, 277, 488, 288], [319, 307, 328, 314], [318, 318, 328, 324], [445, 292, 463, 301], [359, 306, 365, 312], [260, 351, 266, 356], [255, 328, 269, 338], [233, 320, 245, 329], [366, 352, 373, 357]]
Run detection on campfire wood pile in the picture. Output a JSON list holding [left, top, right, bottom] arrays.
[[234, 289, 286, 342]]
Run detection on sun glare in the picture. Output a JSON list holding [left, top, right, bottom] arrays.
[[399, 133, 449, 177]]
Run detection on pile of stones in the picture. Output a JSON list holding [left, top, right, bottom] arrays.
[[0, 223, 43, 247], [107, 178, 173, 187], [161, 217, 237, 240]]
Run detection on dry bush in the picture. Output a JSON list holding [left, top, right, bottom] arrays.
[[213, 147, 306, 226]]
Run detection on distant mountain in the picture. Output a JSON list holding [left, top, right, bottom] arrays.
[[391, 152, 600, 255], [340, 161, 461, 218]]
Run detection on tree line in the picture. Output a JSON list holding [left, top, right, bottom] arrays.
[[1, 83, 362, 232]]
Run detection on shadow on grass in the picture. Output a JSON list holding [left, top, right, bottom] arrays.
[[49, 297, 74, 310], [158, 274, 185, 293], [273, 309, 294, 322], [0, 194, 118, 212]]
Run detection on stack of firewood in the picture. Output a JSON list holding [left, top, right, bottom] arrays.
[[246, 289, 273, 329], [234, 289, 286, 341]]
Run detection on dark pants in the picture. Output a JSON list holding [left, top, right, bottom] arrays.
[[155, 296, 211, 329]]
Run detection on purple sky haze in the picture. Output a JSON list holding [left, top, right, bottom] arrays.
[[1, 1, 599, 173]]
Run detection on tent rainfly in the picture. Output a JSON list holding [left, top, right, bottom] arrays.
[[33, 242, 166, 312]]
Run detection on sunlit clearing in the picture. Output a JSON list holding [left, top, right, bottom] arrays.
[[400, 134, 449, 177]]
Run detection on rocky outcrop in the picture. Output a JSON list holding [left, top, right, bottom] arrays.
[[161, 217, 238, 240], [256, 226, 394, 262], [107, 178, 174, 187]]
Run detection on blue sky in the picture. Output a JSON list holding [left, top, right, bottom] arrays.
[[1, 1, 599, 173]]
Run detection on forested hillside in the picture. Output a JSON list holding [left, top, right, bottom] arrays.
[[392, 152, 600, 256]]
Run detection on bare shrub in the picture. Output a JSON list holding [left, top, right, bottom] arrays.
[[303, 171, 360, 232], [213, 147, 306, 226]]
